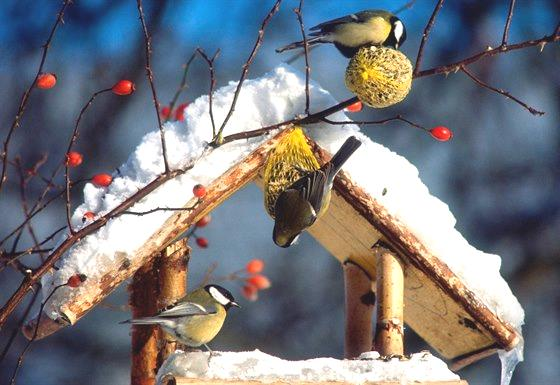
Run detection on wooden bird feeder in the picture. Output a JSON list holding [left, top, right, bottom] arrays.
[[22, 127, 521, 385]]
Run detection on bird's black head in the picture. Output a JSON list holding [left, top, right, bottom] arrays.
[[205, 284, 240, 310], [385, 16, 407, 49]]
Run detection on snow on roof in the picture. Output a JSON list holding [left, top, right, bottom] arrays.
[[40, 64, 524, 334], [156, 350, 460, 384]]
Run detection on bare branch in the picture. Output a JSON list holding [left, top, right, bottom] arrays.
[[136, 0, 170, 174], [196, 48, 221, 138], [0, 0, 72, 194], [460, 65, 544, 115], [122, 203, 198, 216], [501, 0, 516, 46], [393, 0, 417, 15], [319, 115, 427, 132], [294, 0, 311, 115], [414, 0, 445, 75], [165, 51, 197, 123], [213, 0, 283, 145]]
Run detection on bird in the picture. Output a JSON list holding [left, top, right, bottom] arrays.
[[263, 127, 362, 247], [276, 10, 406, 58], [120, 284, 239, 352]]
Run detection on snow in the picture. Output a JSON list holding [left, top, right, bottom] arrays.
[[156, 350, 460, 384], [40, 64, 524, 340]]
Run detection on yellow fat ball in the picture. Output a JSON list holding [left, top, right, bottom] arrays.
[[345, 45, 412, 108], [263, 126, 320, 218]]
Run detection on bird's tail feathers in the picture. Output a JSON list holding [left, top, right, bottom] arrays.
[[120, 317, 166, 325], [275, 36, 325, 53], [328, 136, 362, 176]]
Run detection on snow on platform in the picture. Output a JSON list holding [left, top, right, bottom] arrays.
[[157, 350, 460, 385]]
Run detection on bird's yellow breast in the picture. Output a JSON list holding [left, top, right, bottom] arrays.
[[334, 16, 391, 47]]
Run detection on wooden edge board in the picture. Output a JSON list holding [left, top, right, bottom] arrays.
[[22, 128, 293, 340], [161, 377, 468, 385]]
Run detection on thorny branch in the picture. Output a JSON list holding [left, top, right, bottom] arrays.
[[136, 0, 170, 174], [502, 0, 516, 46], [294, 0, 311, 115], [65, 88, 112, 234], [414, 0, 445, 75], [0, 0, 72, 195], [165, 51, 197, 123], [461, 65, 544, 115], [196, 48, 221, 138], [212, 0, 283, 146]]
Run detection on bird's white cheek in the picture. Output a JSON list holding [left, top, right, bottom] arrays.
[[393, 21, 404, 43]]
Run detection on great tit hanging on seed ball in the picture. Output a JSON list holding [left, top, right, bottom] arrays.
[[263, 127, 362, 248], [276, 10, 407, 58], [121, 284, 239, 351]]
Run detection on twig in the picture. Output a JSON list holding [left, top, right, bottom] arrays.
[[294, 0, 310, 115], [122, 203, 199, 216], [393, 0, 417, 15], [414, 0, 445, 75], [136, 0, 170, 174], [501, 0, 516, 46], [212, 0, 283, 146], [65, 88, 112, 234], [165, 51, 197, 123], [460, 66, 544, 115], [319, 115, 427, 132], [9, 283, 67, 385], [0, 0, 72, 194], [416, 28, 560, 78], [196, 48, 221, 138]]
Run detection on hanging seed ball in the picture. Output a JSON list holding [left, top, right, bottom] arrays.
[[345, 46, 412, 108]]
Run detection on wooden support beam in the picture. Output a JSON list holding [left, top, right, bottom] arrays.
[[343, 261, 375, 358], [374, 246, 404, 357], [130, 261, 159, 385], [156, 239, 190, 369]]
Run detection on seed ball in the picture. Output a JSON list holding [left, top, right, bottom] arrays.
[[345, 46, 412, 108]]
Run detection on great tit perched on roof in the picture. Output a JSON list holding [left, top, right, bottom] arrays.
[[276, 10, 406, 58], [263, 127, 362, 247], [121, 284, 239, 351]]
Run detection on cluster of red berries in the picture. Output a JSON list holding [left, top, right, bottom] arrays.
[[241, 259, 271, 301], [161, 102, 189, 122]]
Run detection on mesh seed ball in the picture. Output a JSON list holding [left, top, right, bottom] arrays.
[[345, 46, 412, 108]]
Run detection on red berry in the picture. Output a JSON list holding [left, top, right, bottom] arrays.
[[175, 103, 189, 121], [242, 284, 258, 301], [196, 237, 209, 248], [193, 184, 206, 198], [67, 273, 87, 288], [345, 100, 363, 113], [196, 214, 211, 228], [246, 259, 264, 274], [430, 126, 453, 141], [247, 274, 271, 290], [112, 80, 135, 96], [82, 211, 95, 222], [161, 106, 171, 119], [66, 151, 83, 167], [91, 173, 113, 187], [36, 73, 57, 89]]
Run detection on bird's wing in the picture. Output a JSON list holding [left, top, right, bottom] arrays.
[[158, 302, 215, 318], [310, 13, 360, 33], [288, 170, 328, 213]]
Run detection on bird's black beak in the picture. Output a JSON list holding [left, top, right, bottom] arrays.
[[231, 301, 240, 308]]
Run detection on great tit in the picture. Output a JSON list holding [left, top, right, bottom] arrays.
[[269, 134, 362, 247], [121, 284, 239, 351], [276, 10, 406, 58]]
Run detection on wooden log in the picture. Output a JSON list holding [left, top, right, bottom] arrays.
[[374, 246, 404, 357], [157, 239, 190, 368], [130, 261, 160, 385], [343, 260, 375, 358], [160, 377, 469, 385]]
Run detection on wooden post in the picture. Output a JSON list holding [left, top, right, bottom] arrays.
[[130, 261, 159, 385], [374, 246, 404, 356], [156, 238, 189, 367], [343, 260, 375, 358]]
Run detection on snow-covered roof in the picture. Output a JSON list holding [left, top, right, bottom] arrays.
[[26, 65, 523, 364]]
